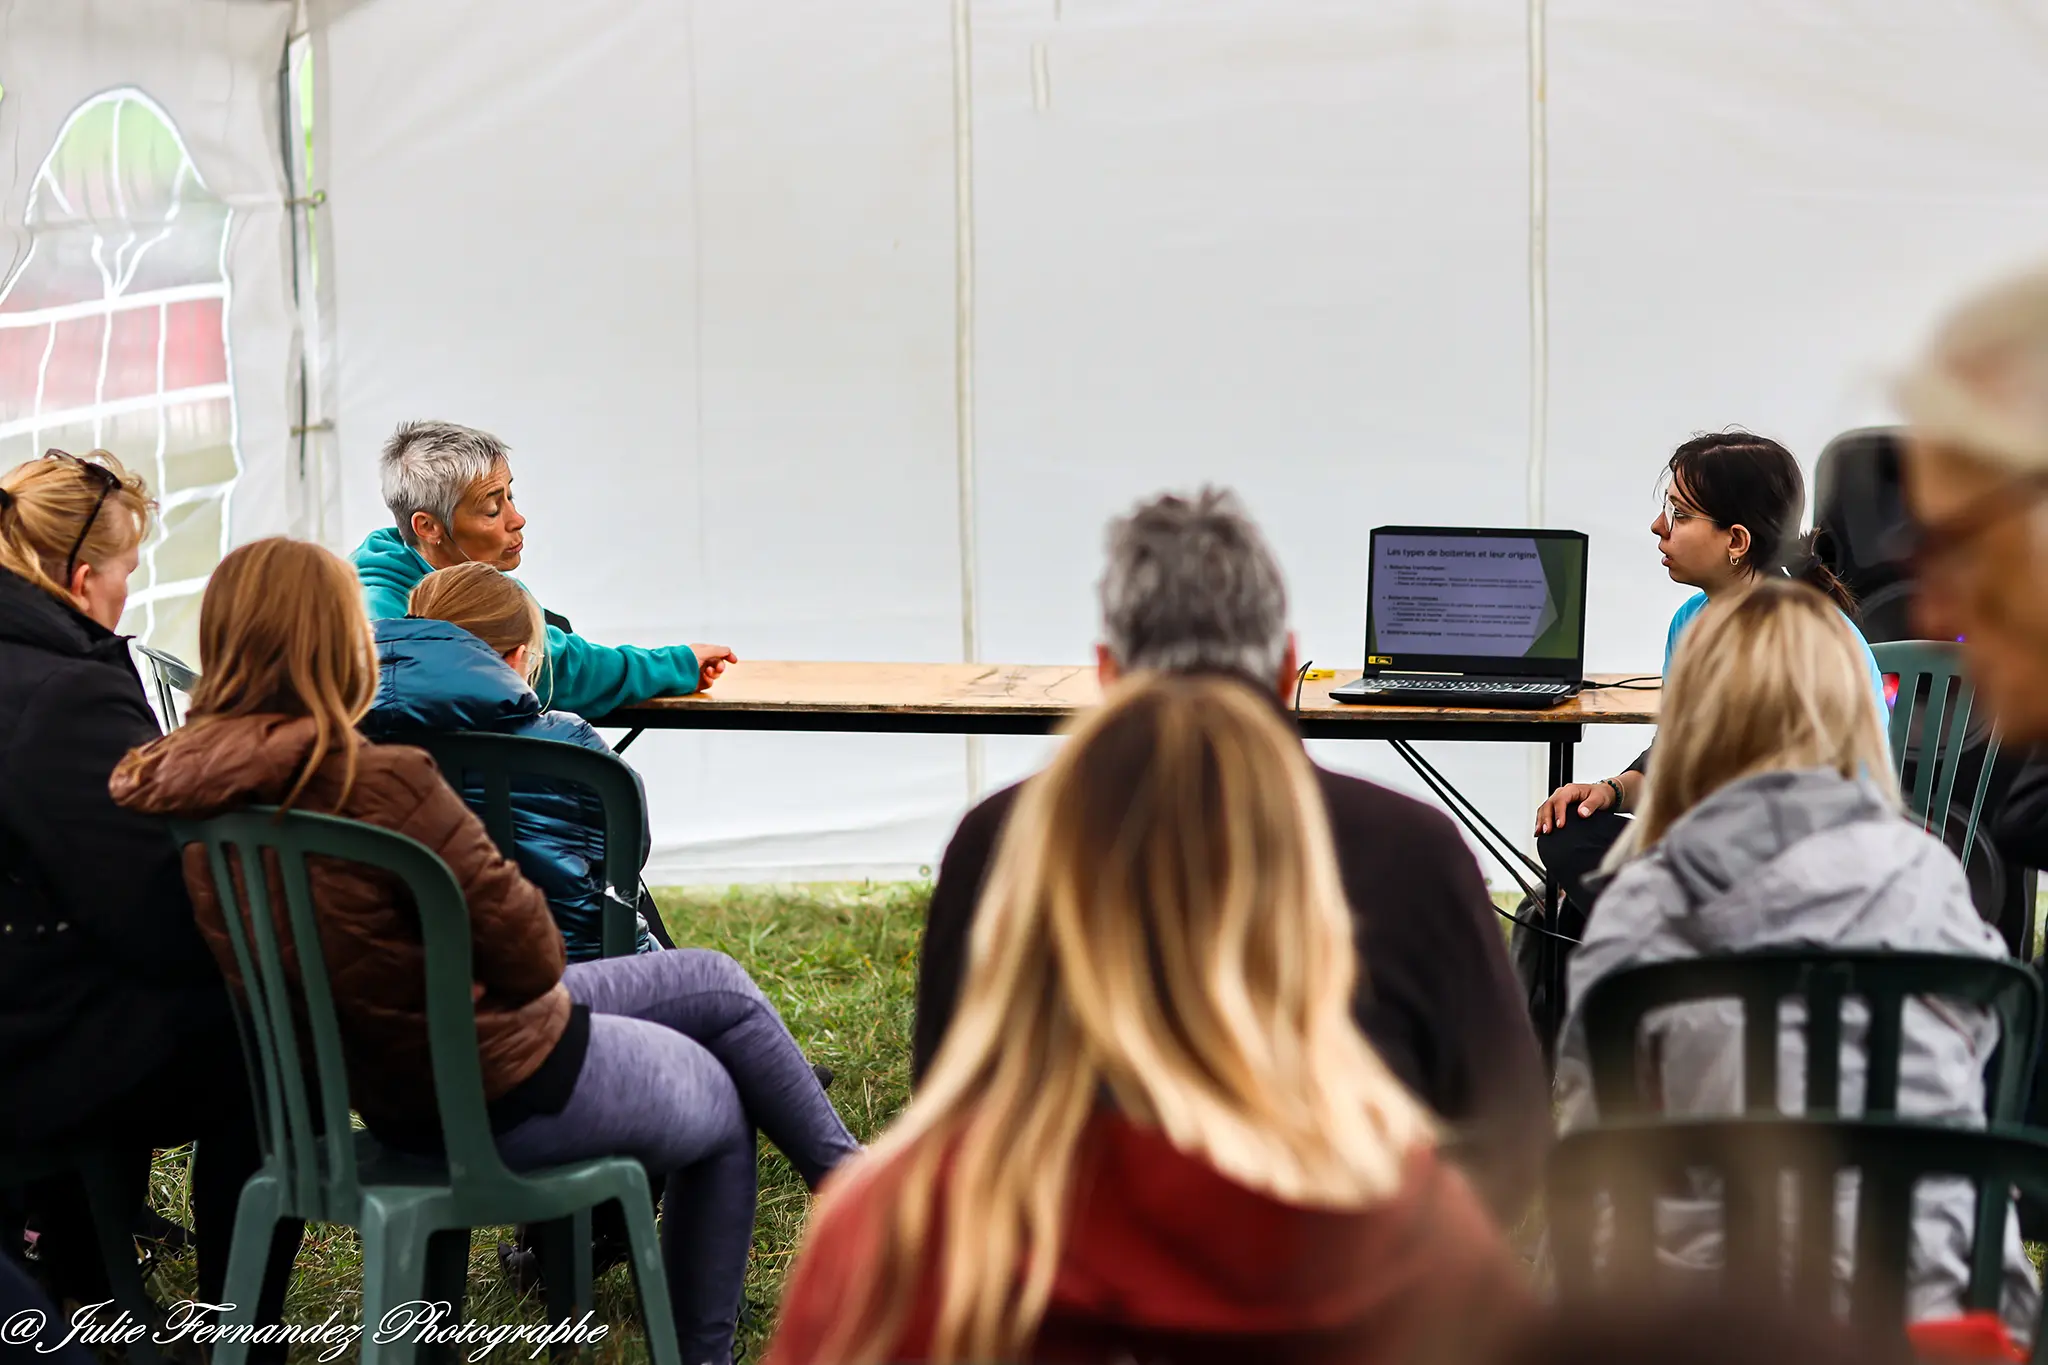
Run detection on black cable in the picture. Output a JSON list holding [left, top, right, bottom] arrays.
[[1492, 901, 1582, 942], [1294, 659, 1312, 715], [1580, 676, 1663, 691]]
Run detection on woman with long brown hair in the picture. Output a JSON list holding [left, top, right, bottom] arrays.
[[0, 450, 299, 1331], [769, 673, 1525, 1365], [112, 539, 854, 1365]]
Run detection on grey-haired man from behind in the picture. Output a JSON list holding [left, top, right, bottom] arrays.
[[910, 488, 1550, 1223]]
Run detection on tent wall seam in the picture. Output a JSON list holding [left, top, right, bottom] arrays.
[[1526, 0, 1548, 530], [953, 0, 984, 801], [1524, 0, 1551, 862]]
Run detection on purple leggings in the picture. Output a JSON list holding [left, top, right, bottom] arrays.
[[495, 949, 858, 1365]]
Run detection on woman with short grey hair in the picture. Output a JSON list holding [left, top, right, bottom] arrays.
[[348, 419, 735, 719]]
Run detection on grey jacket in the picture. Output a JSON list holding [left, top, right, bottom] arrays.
[[1556, 768, 2038, 1331]]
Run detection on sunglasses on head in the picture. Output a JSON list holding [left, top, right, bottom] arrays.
[[42, 449, 122, 586]]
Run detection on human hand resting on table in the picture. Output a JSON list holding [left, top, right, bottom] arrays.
[[692, 644, 738, 688], [1534, 774, 1633, 836]]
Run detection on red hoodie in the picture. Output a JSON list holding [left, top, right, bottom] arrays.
[[768, 1110, 1531, 1365]]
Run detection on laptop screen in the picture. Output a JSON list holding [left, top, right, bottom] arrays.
[[1363, 526, 1589, 679]]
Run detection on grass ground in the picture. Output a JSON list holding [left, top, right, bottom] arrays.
[[134, 882, 927, 1363]]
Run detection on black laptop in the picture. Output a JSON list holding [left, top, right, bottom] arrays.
[[1330, 525, 1589, 710]]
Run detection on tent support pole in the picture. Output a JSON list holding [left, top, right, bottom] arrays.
[[953, 0, 984, 802]]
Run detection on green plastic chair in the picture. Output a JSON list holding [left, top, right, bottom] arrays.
[[0, 1144, 164, 1364], [407, 732, 648, 958], [1549, 1116, 2048, 1355], [172, 807, 679, 1365], [1578, 949, 2040, 1310], [1871, 640, 2000, 867]]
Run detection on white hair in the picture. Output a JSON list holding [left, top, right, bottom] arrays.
[[379, 420, 509, 547], [1897, 260, 2048, 474]]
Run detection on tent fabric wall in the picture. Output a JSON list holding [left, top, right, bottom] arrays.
[[315, 0, 970, 883], [0, 0, 301, 662], [196, 0, 2048, 883], [967, 0, 1540, 827]]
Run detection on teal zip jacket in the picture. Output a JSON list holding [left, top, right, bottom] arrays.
[[348, 527, 699, 720]]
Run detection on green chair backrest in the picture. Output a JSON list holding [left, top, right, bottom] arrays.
[[1581, 950, 2041, 1122], [1579, 949, 2040, 1310], [1871, 640, 2000, 866], [170, 808, 524, 1222], [1550, 1116, 2048, 1356], [408, 732, 648, 958]]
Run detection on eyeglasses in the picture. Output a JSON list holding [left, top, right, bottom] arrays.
[[1880, 468, 2048, 582], [1661, 495, 1710, 527], [43, 449, 121, 585]]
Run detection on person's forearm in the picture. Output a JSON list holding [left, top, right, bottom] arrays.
[[1608, 769, 1645, 812]]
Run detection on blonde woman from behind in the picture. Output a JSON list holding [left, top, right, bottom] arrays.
[[1554, 578, 2038, 1335], [769, 673, 1528, 1365]]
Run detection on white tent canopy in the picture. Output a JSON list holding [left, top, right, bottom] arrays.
[[6, 0, 2048, 884]]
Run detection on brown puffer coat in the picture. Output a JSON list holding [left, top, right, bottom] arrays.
[[110, 714, 570, 1139]]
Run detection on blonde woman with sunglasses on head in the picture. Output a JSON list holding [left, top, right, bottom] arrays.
[[0, 451, 300, 1340], [1554, 579, 2036, 1338], [769, 673, 1527, 1365]]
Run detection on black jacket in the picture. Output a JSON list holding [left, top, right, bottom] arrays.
[[912, 767, 1552, 1223], [0, 567, 230, 1145]]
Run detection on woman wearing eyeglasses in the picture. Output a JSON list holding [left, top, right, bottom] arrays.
[[1531, 432, 1888, 943], [0, 451, 298, 1339]]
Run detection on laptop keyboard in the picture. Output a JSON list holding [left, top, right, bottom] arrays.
[[1369, 678, 1571, 695]]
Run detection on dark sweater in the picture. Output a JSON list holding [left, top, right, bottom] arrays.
[[912, 767, 1551, 1221]]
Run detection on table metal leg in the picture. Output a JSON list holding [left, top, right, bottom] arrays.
[[613, 728, 646, 755], [1541, 736, 1576, 1070]]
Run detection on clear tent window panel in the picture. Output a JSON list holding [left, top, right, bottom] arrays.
[[0, 88, 239, 661]]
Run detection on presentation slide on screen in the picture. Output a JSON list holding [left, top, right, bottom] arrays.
[[1368, 534, 1581, 659]]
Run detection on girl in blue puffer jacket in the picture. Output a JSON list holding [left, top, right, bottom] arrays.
[[363, 563, 656, 961]]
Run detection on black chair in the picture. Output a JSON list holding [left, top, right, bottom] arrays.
[[1549, 1116, 2047, 1356], [406, 731, 651, 958], [1578, 950, 2041, 1310]]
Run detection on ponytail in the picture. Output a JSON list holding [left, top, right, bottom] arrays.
[[0, 451, 153, 611], [1780, 527, 1860, 618]]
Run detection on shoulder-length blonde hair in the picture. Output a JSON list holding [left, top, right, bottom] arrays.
[[1627, 578, 1895, 854], [798, 673, 1436, 1365], [0, 449, 153, 609], [407, 562, 546, 682], [178, 538, 378, 811]]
